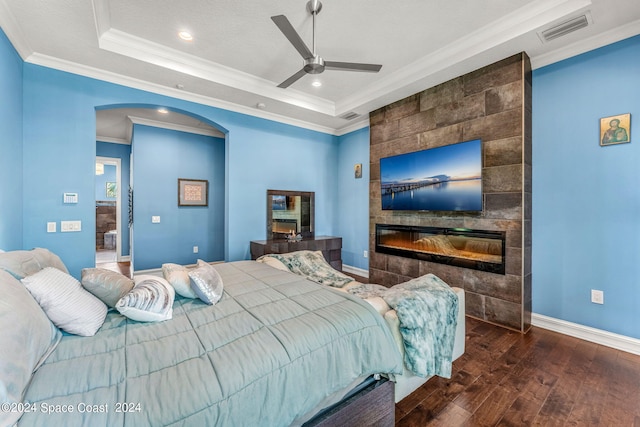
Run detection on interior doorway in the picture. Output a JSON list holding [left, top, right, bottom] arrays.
[[95, 156, 129, 275]]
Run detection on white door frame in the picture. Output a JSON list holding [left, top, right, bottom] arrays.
[[96, 156, 125, 262]]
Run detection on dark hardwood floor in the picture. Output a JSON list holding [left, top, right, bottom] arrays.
[[396, 317, 640, 426]]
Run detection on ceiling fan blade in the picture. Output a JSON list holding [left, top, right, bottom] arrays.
[[277, 69, 308, 88], [324, 61, 382, 72], [271, 15, 314, 60]]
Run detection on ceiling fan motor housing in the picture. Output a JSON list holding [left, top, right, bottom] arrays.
[[307, 0, 322, 15], [304, 57, 325, 74]]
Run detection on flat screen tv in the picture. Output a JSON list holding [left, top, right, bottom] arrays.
[[380, 139, 482, 211]]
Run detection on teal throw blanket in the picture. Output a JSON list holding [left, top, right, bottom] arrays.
[[348, 274, 458, 378]]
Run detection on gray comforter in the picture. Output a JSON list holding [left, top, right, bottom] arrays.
[[18, 261, 403, 427]]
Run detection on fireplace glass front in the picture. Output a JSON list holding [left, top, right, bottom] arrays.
[[375, 224, 506, 274]]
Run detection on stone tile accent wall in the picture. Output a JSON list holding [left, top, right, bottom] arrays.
[[369, 53, 532, 333], [96, 203, 116, 249]]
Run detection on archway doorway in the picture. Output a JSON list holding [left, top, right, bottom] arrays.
[[95, 105, 226, 275]]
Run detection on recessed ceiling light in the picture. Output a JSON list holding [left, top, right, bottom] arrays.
[[311, 81, 322, 87], [158, 108, 168, 114], [178, 31, 193, 41]]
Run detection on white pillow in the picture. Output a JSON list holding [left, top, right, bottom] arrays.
[[21, 267, 108, 336], [188, 260, 224, 305], [116, 275, 175, 322], [162, 263, 197, 299], [1, 270, 61, 426]]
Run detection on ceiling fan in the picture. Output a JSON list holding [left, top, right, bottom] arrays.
[[271, 0, 382, 88]]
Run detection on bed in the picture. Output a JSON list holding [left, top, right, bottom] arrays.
[[256, 250, 466, 403], [0, 249, 403, 427]]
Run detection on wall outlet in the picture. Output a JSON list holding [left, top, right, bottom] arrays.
[[193, 246, 199, 254], [151, 216, 161, 223], [363, 250, 368, 258], [591, 289, 604, 304]]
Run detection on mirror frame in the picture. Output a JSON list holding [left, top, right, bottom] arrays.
[[266, 189, 315, 240]]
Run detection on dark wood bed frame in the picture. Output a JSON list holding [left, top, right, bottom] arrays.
[[304, 378, 394, 427]]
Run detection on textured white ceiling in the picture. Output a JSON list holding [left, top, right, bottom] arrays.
[[1, 0, 639, 137]]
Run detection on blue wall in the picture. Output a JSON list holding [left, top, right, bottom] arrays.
[[7, 23, 638, 340], [0, 29, 23, 250], [96, 141, 132, 256], [532, 35, 640, 339], [131, 124, 225, 270], [18, 63, 338, 277], [336, 127, 370, 271]]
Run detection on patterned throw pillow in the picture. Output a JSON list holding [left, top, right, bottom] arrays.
[[115, 275, 175, 322], [162, 263, 197, 299], [81, 268, 134, 307], [188, 260, 224, 305], [21, 267, 108, 336]]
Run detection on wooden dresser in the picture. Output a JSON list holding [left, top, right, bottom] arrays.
[[250, 236, 342, 271]]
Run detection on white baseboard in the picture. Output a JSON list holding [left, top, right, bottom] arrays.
[[133, 261, 222, 277], [342, 264, 369, 279], [532, 313, 640, 356]]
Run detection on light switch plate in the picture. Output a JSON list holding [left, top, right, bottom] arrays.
[[61, 220, 81, 232], [47, 222, 56, 233], [152, 216, 161, 223]]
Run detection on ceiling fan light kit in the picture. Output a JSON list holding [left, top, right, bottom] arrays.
[[272, 0, 382, 88]]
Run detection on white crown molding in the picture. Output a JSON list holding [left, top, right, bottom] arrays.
[[6, 0, 635, 136], [532, 313, 640, 356], [531, 18, 640, 69], [128, 115, 225, 138], [90, 0, 336, 116], [0, 0, 33, 58], [24, 52, 339, 135], [91, 0, 110, 38], [334, 118, 370, 137], [336, 0, 592, 116], [96, 136, 130, 145], [98, 28, 336, 117]]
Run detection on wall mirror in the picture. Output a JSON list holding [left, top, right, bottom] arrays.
[[266, 190, 314, 240]]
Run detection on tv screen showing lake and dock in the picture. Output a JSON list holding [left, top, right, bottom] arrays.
[[380, 139, 483, 212]]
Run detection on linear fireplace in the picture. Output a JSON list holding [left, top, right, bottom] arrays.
[[375, 224, 506, 274]]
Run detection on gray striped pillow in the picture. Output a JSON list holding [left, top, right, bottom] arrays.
[[21, 267, 108, 336]]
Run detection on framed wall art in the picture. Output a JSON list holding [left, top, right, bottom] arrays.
[[106, 182, 117, 198], [600, 113, 631, 146], [178, 179, 208, 206]]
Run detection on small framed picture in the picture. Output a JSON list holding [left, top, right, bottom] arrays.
[[600, 113, 630, 146], [106, 182, 117, 198], [178, 179, 208, 206], [354, 163, 362, 179]]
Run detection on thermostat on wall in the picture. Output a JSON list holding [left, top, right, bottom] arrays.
[[63, 193, 78, 204]]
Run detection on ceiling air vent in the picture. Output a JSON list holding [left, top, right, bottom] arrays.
[[539, 14, 590, 42], [339, 112, 360, 121]]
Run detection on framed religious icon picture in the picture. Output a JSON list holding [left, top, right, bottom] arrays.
[[600, 113, 631, 146]]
